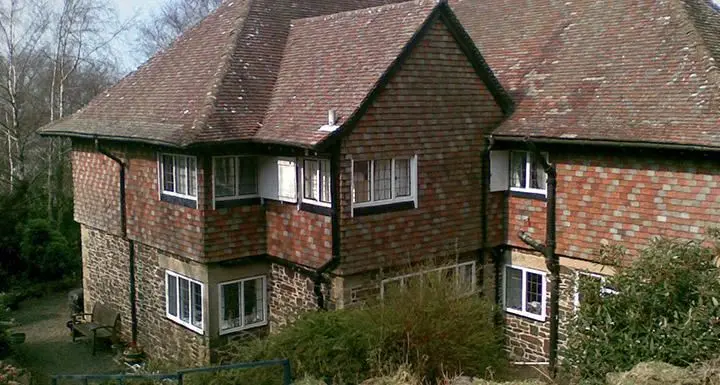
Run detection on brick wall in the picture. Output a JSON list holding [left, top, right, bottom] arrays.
[[507, 151, 720, 263], [72, 144, 123, 235], [338, 20, 505, 275], [266, 202, 332, 269], [204, 204, 266, 260]]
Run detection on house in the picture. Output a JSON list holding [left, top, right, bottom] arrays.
[[39, 0, 720, 366]]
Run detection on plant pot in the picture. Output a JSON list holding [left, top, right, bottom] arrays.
[[9, 332, 25, 344], [122, 345, 145, 365]]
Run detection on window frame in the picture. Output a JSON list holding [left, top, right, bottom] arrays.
[[351, 156, 417, 209], [301, 158, 332, 208], [159, 153, 198, 200], [212, 155, 259, 204], [573, 271, 618, 309], [380, 261, 476, 299], [509, 151, 548, 196], [165, 270, 205, 334], [217, 275, 268, 335], [503, 265, 547, 321]]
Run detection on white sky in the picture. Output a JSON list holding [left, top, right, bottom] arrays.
[[112, 0, 166, 72]]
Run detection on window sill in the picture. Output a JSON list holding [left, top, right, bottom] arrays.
[[509, 189, 547, 201], [166, 316, 204, 335], [219, 320, 268, 336], [161, 193, 198, 209], [215, 197, 261, 209], [353, 201, 415, 217], [505, 308, 546, 322], [300, 202, 332, 216]]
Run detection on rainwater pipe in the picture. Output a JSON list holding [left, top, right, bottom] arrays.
[[95, 138, 138, 344], [516, 139, 558, 376], [313, 145, 342, 309], [480, 136, 505, 324]]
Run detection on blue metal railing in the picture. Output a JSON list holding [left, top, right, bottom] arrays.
[[51, 359, 292, 385]]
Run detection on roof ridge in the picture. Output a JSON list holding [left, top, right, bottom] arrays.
[[291, 0, 437, 25], [185, 0, 253, 145]]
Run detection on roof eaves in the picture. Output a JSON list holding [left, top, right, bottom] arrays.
[[38, 130, 185, 148], [493, 134, 720, 153]]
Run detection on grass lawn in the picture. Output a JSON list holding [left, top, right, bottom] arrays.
[[8, 290, 123, 384]]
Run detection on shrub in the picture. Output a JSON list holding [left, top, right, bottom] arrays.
[[564, 237, 720, 382], [217, 265, 506, 384], [19, 219, 78, 281]]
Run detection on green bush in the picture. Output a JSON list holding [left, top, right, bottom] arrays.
[[20, 219, 78, 281], [564, 237, 720, 382], [217, 266, 506, 384]]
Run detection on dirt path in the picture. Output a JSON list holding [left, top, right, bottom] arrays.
[[9, 291, 123, 384]]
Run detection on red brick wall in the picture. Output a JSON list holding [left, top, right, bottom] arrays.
[[266, 201, 332, 269], [338, 20, 505, 275], [507, 151, 720, 263], [204, 205, 266, 260]]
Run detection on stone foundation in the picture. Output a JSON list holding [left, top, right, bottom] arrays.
[[268, 263, 322, 331]]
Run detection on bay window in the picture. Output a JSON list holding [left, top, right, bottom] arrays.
[[166, 271, 204, 334], [504, 265, 546, 321], [302, 159, 331, 206], [219, 276, 267, 334], [510, 151, 547, 194], [213, 156, 258, 201], [160, 154, 198, 199], [352, 156, 416, 208]]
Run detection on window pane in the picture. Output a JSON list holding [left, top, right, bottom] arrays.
[[353, 161, 370, 203], [188, 157, 197, 197], [510, 152, 527, 189], [214, 158, 236, 197], [191, 282, 202, 328], [320, 160, 331, 203], [529, 153, 546, 190], [304, 160, 319, 200], [526, 272, 543, 315], [395, 158, 411, 197], [162, 155, 175, 192], [179, 278, 190, 323], [221, 282, 240, 330], [373, 159, 392, 200], [244, 278, 265, 325], [176, 156, 188, 195], [459, 264, 474, 293], [167, 275, 177, 317], [238, 157, 258, 195], [505, 267, 523, 311]]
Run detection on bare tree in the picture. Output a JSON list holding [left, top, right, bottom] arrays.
[[136, 0, 221, 57]]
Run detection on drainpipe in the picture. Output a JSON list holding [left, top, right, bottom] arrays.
[[516, 139, 558, 377], [95, 139, 138, 345], [314, 145, 342, 309], [480, 136, 504, 323]]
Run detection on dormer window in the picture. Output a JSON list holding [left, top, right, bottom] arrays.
[[160, 153, 198, 208]]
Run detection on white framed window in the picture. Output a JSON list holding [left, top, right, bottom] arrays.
[[277, 158, 297, 202], [302, 158, 331, 206], [504, 265, 546, 321], [510, 151, 547, 195], [165, 271, 204, 334], [160, 153, 198, 199], [380, 261, 476, 298], [574, 271, 618, 309], [213, 156, 258, 201], [352, 156, 417, 207], [218, 276, 267, 334]]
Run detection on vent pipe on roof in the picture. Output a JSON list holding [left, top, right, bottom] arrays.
[[328, 109, 337, 126]]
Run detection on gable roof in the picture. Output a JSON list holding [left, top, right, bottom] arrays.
[[452, 0, 720, 149], [41, 0, 720, 151]]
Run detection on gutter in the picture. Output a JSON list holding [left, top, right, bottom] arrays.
[[314, 145, 342, 309], [516, 139, 559, 378], [94, 139, 138, 345], [495, 135, 720, 153]]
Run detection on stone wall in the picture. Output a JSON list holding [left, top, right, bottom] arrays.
[[268, 263, 321, 331]]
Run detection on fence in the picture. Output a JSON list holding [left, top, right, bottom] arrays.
[[50, 359, 293, 385]]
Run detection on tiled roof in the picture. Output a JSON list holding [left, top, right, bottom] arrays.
[[452, 0, 720, 148], [41, 0, 720, 150], [255, 1, 438, 146], [40, 0, 411, 146]]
